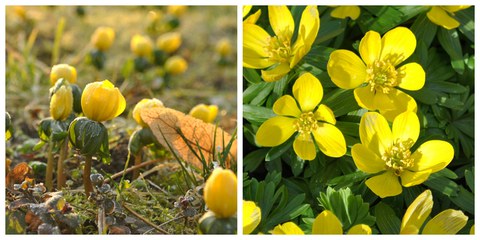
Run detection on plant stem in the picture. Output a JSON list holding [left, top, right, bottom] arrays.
[[132, 152, 142, 179], [97, 203, 106, 234], [84, 155, 93, 197], [57, 139, 69, 189], [45, 140, 55, 191]]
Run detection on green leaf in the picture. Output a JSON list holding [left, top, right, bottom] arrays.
[[315, 17, 345, 44], [449, 186, 474, 215], [322, 89, 359, 116], [243, 148, 268, 172], [437, 28, 464, 74], [410, 13, 438, 48], [335, 121, 359, 137], [6, 210, 26, 234], [244, 67, 262, 84], [464, 168, 474, 193], [455, 7, 474, 42], [243, 81, 274, 105], [423, 171, 459, 197], [327, 171, 368, 188], [243, 104, 275, 125], [374, 202, 401, 234], [265, 136, 294, 162]]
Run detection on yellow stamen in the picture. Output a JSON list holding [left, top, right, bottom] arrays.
[[366, 59, 405, 94], [382, 139, 414, 176], [294, 112, 318, 135], [264, 29, 292, 63]]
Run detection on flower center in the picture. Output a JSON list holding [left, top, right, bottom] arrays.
[[265, 29, 292, 63], [294, 112, 318, 135], [366, 59, 405, 94], [382, 139, 414, 176]]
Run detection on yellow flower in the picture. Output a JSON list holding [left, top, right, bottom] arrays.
[[91, 26, 115, 51], [49, 81, 73, 121], [243, 6, 320, 82], [130, 34, 153, 57], [216, 38, 232, 57], [50, 64, 77, 86], [167, 5, 187, 17], [189, 104, 218, 123], [81, 80, 126, 122], [132, 98, 164, 127], [165, 55, 188, 75], [243, 6, 261, 24], [330, 6, 361, 20], [156, 32, 182, 54], [203, 168, 237, 218], [427, 6, 471, 30], [270, 222, 304, 235], [470, 225, 475, 234], [256, 73, 346, 160], [327, 27, 425, 121], [243, 200, 261, 234], [401, 190, 468, 234], [243, 6, 252, 18], [312, 210, 372, 234], [352, 112, 454, 198]]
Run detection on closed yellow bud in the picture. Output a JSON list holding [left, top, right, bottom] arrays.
[[203, 168, 237, 218], [156, 32, 182, 54], [132, 98, 164, 127], [165, 56, 187, 75], [50, 64, 77, 86], [216, 38, 232, 57], [81, 80, 126, 122], [189, 104, 218, 123], [167, 6, 187, 16], [91, 27, 115, 51], [50, 84, 73, 121], [130, 34, 153, 57]]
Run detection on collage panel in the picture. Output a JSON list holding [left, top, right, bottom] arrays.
[[242, 5, 474, 235], [5, 5, 237, 234]]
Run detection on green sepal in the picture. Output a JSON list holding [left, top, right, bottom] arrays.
[[198, 211, 237, 234], [68, 117, 111, 163], [89, 49, 106, 70], [153, 49, 167, 66], [70, 84, 83, 113], [128, 127, 159, 155], [134, 57, 150, 72]]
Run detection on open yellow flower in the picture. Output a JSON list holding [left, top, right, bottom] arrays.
[[270, 222, 304, 235], [312, 210, 372, 234], [243, 6, 261, 24], [427, 6, 471, 30], [352, 112, 454, 198], [256, 73, 346, 160], [327, 27, 425, 121], [243, 200, 261, 234], [401, 189, 468, 234], [81, 80, 126, 122], [243, 6, 319, 82], [330, 6, 361, 20]]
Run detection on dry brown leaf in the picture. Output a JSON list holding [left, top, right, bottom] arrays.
[[140, 107, 237, 170], [6, 162, 32, 188]]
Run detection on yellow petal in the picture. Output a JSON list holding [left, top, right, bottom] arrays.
[[351, 144, 385, 174], [441, 6, 471, 13], [243, 200, 261, 234], [270, 222, 304, 235], [359, 112, 392, 156], [379, 89, 418, 122], [427, 6, 460, 30], [292, 72, 323, 112], [365, 171, 402, 198], [268, 6, 294, 39], [242, 5, 252, 18], [380, 27, 416, 66], [244, 9, 262, 24], [314, 104, 336, 125], [353, 86, 376, 110], [256, 116, 296, 147], [312, 123, 346, 158], [398, 63, 426, 91], [291, 5, 319, 68], [373, 91, 396, 111], [392, 111, 420, 144], [422, 209, 468, 234], [359, 30, 381, 66], [331, 6, 361, 20], [347, 224, 372, 234], [293, 133, 316, 160], [400, 189, 433, 234], [400, 169, 432, 187], [411, 140, 454, 173], [261, 62, 291, 82], [327, 50, 367, 89], [312, 210, 343, 234], [203, 168, 237, 218], [273, 95, 301, 117], [243, 24, 273, 69], [470, 224, 475, 234]]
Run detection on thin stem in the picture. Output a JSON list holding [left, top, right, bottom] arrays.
[[45, 140, 55, 191], [132, 152, 142, 179], [84, 155, 93, 197], [105, 159, 159, 183], [57, 139, 69, 189], [97, 203, 106, 234], [122, 203, 168, 234]]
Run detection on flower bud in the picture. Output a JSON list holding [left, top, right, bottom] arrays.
[[130, 34, 153, 57], [81, 80, 126, 122], [199, 211, 237, 234], [49, 82, 73, 121], [203, 168, 237, 218], [189, 104, 218, 123], [68, 117, 109, 158], [165, 55, 187, 75], [156, 32, 182, 54], [216, 38, 232, 57], [132, 98, 164, 127], [167, 6, 187, 16], [50, 64, 77, 86], [91, 27, 115, 51]]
